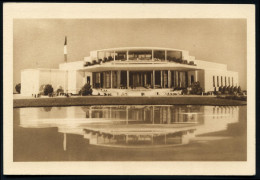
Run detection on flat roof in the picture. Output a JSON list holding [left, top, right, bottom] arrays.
[[92, 47, 188, 52]]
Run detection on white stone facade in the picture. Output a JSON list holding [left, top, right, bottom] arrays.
[[21, 47, 239, 96]]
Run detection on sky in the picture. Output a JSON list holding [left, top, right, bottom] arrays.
[[13, 19, 247, 90]]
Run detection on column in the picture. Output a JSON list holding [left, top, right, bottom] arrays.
[[126, 106, 129, 125], [92, 72, 95, 88], [187, 71, 190, 86], [141, 73, 143, 87], [110, 71, 113, 88], [113, 51, 115, 61], [144, 73, 147, 86], [127, 51, 129, 61], [165, 50, 167, 61], [164, 71, 167, 88], [99, 72, 101, 88], [168, 70, 171, 88], [195, 70, 198, 82], [151, 73, 153, 87], [152, 49, 154, 61], [153, 70, 155, 89], [127, 70, 129, 89], [117, 70, 121, 88], [161, 70, 163, 88], [152, 106, 155, 124], [175, 71, 179, 87], [63, 133, 67, 151], [167, 107, 171, 124]]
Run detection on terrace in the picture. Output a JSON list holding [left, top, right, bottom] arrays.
[[83, 48, 196, 67]]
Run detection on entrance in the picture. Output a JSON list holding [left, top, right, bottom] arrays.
[[129, 71, 152, 88]]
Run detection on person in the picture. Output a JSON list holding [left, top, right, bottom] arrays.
[[229, 86, 234, 94], [219, 86, 223, 94], [238, 86, 241, 93], [222, 86, 226, 94], [233, 86, 238, 93], [226, 85, 230, 93]]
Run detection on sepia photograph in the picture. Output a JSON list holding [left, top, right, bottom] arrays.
[[4, 3, 255, 175]]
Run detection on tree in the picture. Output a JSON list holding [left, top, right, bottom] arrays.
[[43, 84, 54, 95], [15, 83, 21, 94], [79, 83, 93, 96]]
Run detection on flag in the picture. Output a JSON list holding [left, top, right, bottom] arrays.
[[64, 36, 67, 55], [64, 36, 67, 62]]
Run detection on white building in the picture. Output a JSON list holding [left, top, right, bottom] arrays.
[[21, 47, 238, 96]]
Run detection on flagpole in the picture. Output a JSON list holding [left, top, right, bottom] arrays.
[[64, 36, 67, 63]]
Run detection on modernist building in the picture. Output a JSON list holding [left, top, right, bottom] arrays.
[[21, 47, 238, 96]]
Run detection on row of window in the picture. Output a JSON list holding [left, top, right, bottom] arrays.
[[97, 50, 182, 61], [213, 76, 234, 87]]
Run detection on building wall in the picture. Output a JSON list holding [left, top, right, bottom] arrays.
[[67, 70, 85, 94], [38, 69, 67, 92], [84, 71, 92, 85], [204, 69, 239, 92], [21, 69, 68, 96], [195, 60, 227, 71], [181, 51, 190, 60], [21, 69, 39, 96], [76, 71, 85, 93], [197, 70, 205, 91], [187, 71, 196, 86]]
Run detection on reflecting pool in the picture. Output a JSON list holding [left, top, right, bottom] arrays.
[[14, 105, 247, 161]]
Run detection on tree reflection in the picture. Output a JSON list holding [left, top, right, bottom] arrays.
[[42, 107, 52, 112]]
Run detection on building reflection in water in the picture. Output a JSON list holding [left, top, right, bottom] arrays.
[[18, 105, 239, 149]]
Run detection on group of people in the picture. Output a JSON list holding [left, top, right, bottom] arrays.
[[31, 93, 41, 98], [31, 92, 70, 98], [215, 85, 242, 95]]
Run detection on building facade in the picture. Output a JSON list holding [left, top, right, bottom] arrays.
[[21, 47, 238, 96]]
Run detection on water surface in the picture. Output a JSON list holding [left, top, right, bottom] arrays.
[[14, 105, 247, 161]]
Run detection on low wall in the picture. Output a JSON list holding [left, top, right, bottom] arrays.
[[13, 96, 247, 108]]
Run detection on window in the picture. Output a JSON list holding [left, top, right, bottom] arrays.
[[221, 76, 223, 86], [228, 77, 230, 86], [213, 76, 215, 87], [225, 77, 227, 86], [115, 51, 127, 60], [232, 77, 234, 86], [167, 51, 182, 61], [217, 76, 219, 87], [154, 50, 165, 61], [128, 50, 152, 60]]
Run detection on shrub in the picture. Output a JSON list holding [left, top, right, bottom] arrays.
[[43, 84, 54, 95], [56, 86, 64, 94], [182, 88, 188, 95], [56, 88, 64, 94], [15, 83, 21, 94], [190, 81, 203, 95], [79, 83, 93, 96]]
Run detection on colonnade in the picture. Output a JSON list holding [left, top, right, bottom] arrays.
[[92, 70, 198, 89], [85, 106, 199, 124]]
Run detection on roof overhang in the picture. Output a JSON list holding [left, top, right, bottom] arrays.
[[78, 62, 202, 72]]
